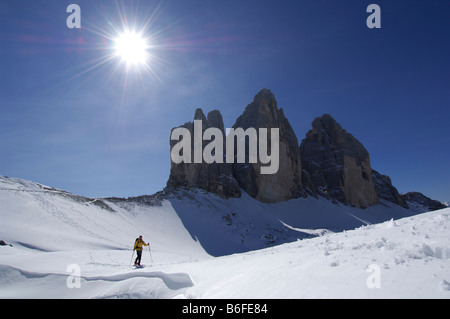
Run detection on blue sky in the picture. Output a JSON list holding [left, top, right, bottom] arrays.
[[0, 0, 449, 202]]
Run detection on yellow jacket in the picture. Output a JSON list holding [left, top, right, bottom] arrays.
[[133, 238, 149, 251]]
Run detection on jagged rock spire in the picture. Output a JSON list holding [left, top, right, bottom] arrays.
[[300, 114, 379, 208], [232, 89, 303, 203], [166, 108, 241, 199]]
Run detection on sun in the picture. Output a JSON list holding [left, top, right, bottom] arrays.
[[113, 31, 149, 66]]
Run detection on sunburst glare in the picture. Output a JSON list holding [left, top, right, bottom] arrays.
[[113, 30, 149, 66], [56, 0, 169, 93]]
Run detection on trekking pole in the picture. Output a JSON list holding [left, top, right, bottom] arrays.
[[130, 249, 135, 266], [148, 245, 153, 263]]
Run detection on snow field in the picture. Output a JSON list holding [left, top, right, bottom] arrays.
[[179, 210, 450, 299], [0, 176, 449, 298]]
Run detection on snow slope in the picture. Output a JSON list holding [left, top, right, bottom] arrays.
[[181, 209, 450, 299], [0, 176, 448, 298]]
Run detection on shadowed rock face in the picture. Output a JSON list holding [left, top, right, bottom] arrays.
[[372, 170, 408, 208], [232, 89, 303, 203], [167, 90, 435, 210], [166, 108, 241, 199], [300, 114, 379, 208], [401, 192, 447, 211], [167, 89, 303, 203]]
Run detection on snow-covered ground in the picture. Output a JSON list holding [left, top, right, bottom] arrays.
[[0, 176, 448, 298]]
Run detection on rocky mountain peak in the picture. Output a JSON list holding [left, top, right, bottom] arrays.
[[232, 89, 303, 203], [167, 89, 303, 203], [166, 108, 241, 199], [194, 108, 207, 121], [166, 90, 441, 211], [300, 114, 379, 208], [206, 110, 225, 133], [233, 89, 279, 130]]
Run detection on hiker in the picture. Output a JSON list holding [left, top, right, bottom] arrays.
[[133, 235, 149, 266]]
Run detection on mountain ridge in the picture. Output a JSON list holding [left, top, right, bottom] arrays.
[[1, 90, 446, 257], [0, 175, 434, 257], [167, 89, 445, 210]]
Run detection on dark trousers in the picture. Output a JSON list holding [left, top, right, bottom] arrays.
[[135, 250, 142, 265]]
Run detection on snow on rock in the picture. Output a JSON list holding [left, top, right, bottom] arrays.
[[0, 263, 194, 299]]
